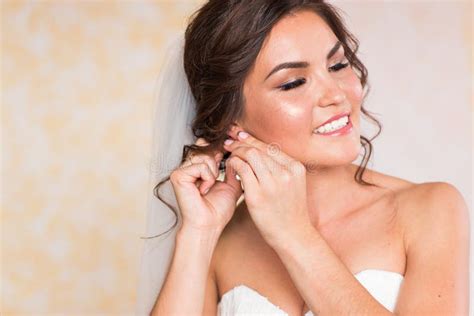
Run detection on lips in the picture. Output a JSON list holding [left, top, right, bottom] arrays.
[[315, 111, 351, 129]]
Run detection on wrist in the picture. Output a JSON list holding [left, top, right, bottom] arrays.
[[271, 222, 318, 254], [177, 223, 221, 252]]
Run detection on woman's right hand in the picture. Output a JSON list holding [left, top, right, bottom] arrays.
[[169, 138, 244, 234]]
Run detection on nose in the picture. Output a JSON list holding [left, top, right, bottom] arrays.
[[317, 76, 347, 107]]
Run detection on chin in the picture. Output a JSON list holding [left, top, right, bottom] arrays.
[[305, 142, 361, 168]]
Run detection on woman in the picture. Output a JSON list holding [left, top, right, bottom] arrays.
[[137, 1, 470, 315]]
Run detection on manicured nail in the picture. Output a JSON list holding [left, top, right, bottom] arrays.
[[238, 131, 248, 139], [224, 138, 234, 145]]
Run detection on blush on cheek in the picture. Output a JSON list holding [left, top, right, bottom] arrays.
[[348, 75, 364, 102]]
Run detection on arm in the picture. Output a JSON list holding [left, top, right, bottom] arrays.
[[271, 225, 394, 316], [270, 182, 470, 316], [151, 224, 221, 316], [395, 182, 470, 315], [202, 255, 220, 316]]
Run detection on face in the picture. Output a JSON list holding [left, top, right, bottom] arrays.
[[238, 10, 363, 168]]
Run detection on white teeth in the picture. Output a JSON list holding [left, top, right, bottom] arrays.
[[314, 115, 349, 134]]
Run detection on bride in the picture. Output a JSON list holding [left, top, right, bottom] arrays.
[[136, 1, 470, 315]]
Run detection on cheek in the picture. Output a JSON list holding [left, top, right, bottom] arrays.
[[343, 72, 364, 105], [244, 95, 311, 144], [244, 80, 312, 133], [255, 101, 310, 136], [333, 72, 363, 133]]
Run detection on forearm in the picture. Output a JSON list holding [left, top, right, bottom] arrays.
[[272, 226, 393, 316], [151, 224, 221, 316]]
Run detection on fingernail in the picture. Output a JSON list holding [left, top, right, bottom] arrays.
[[204, 187, 210, 194], [238, 131, 248, 139], [224, 138, 234, 145]]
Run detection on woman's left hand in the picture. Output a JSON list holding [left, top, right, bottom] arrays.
[[223, 125, 313, 248]]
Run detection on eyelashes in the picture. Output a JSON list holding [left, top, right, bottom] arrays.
[[330, 61, 350, 72], [279, 78, 307, 91], [278, 61, 350, 91]]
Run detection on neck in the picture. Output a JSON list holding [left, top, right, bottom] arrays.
[[236, 163, 376, 232], [305, 163, 370, 230]]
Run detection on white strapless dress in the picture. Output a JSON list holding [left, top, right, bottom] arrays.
[[217, 269, 404, 315]]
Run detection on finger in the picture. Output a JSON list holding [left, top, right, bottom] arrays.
[[195, 137, 208, 146], [189, 154, 219, 179], [215, 151, 224, 164], [224, 141, 283, 179], [194, 137, 225, 170], [194, 163, 217, 194], [215, 151, 224, 172], [230, 145, 274, 182], [226, 127, 294, 167], [223, 158, 243, 198], [226, 156, 258, 193], [173, 162, 216, 195]]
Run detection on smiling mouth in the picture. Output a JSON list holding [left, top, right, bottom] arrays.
[[313, 114, 351, 135]]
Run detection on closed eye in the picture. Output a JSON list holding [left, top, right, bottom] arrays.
[[278, 61, 350, 91], [330, 61, 350, 72], [279, 78, 306, 91]]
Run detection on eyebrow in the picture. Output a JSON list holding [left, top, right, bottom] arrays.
[[264, 40, 342, 82]]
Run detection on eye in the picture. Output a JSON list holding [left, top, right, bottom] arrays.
[[277, 60, 350, 92], [278, 78, 306, 91], [329, 60, 350, 72]]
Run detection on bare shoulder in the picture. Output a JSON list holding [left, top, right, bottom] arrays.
[[392, 180, 469, 220], [364, 168, 470, 257], [382, 180, 470, 314], [361, 166, 416, 194], [362, 166, 467, 206], [387, 179, 471, 254], [362, 167, 469, 233]]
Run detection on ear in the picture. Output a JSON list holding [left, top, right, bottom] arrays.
[[230, 118, 245, 131]]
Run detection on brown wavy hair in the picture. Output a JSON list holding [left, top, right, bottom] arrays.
[[141, 0, 382, 239]]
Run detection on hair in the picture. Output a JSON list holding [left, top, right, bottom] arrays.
[[141, 0, 383, 239]]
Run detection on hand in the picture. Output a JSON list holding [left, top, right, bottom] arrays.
[[169, 137, 244, 234], [223, 126, 312, 247]]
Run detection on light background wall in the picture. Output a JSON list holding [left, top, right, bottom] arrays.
[[2, 0, 472, 314]]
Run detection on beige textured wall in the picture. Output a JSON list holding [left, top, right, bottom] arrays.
[[2, 0, 204, 314], [2, 0, 472, 315]]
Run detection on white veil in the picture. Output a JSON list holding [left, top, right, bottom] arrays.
[[135, 32, 196, 315]]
